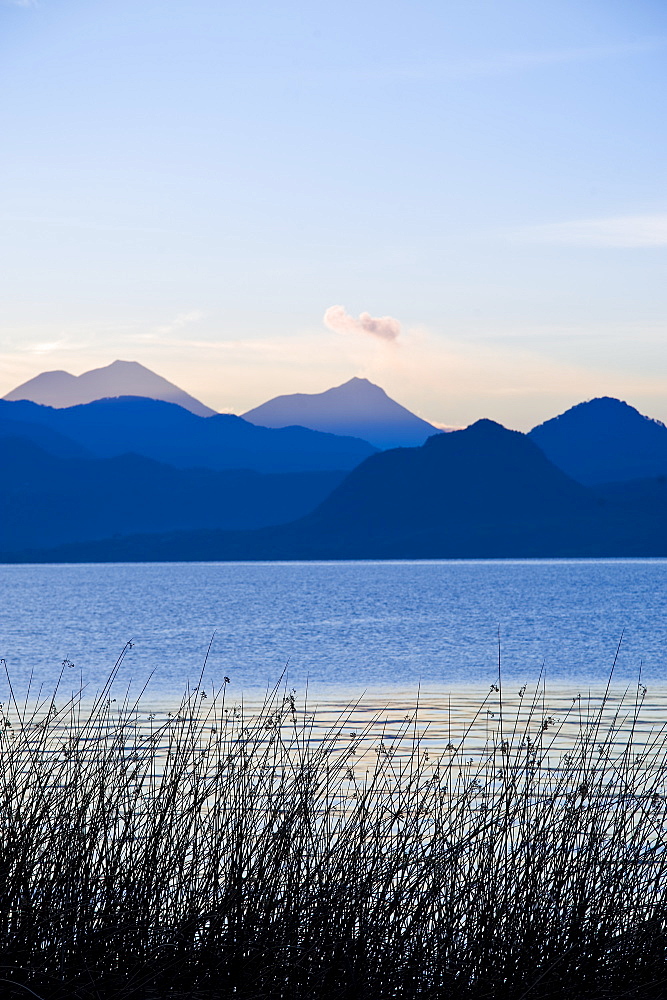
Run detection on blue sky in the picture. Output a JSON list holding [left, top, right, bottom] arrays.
[[1, 0, 666, 429]]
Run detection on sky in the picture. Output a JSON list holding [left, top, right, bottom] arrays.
[[1, 0, 666, 430]]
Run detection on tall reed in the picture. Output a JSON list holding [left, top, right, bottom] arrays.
[[0, 651, 666, 998]]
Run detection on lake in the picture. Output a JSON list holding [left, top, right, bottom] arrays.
[[2, 559, 667, 707]]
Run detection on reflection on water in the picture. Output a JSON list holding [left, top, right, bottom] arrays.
[[28, 678, 667, 771], [215, 682, 667, 766]]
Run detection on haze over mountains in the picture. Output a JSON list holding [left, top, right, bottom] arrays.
[[4, 363, 439, 450], [243, 377, 440, 450], [2, 359, 667, 561], [4, 360, 216, 417]]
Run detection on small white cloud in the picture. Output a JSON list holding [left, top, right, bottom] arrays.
[[171, 310, 205, 328], [27, 340, 70, 355], [323, 305, 401, 342], [155, 311, 206, 336], [516, 214, 667, 248]]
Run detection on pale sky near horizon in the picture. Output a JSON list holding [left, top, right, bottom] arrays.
[[1, 0, 666, 430]]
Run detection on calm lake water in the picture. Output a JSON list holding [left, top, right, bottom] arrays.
[[1, 560, 667, 705]]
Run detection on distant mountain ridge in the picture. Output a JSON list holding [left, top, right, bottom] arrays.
[[3, 359, 216, 418], [5, 365, 441, 450], [0, 413, 92, 459], [0, 396, 377, 473], [0, 436, 346, 552], [243, 377, 440, 450], [529, 396, 667, 485]]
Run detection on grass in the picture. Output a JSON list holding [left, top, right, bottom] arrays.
[[0, 647, 667, 998]]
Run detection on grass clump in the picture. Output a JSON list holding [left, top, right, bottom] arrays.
[[0, 652, 666, 998]]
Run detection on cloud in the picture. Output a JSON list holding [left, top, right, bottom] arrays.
[[516, 214, 667, 248], [155, 310, 206, 336], [26, 340, 71, 355], [323, 306, 401, 342]]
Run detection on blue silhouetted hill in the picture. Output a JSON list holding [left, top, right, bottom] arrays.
[[243, 377, 440, 450], [11, 417, 666, 563], [292, 419, 601, 556], [0, 396, 377, 473], [0, 436, 347, 551], [0, 413, 92, 459], [530, 397, 667, 485]]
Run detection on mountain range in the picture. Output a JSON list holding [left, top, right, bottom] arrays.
[[4, 362, 438, 451], [2, 360, 667, 561], [9, 417, 665, 562]]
